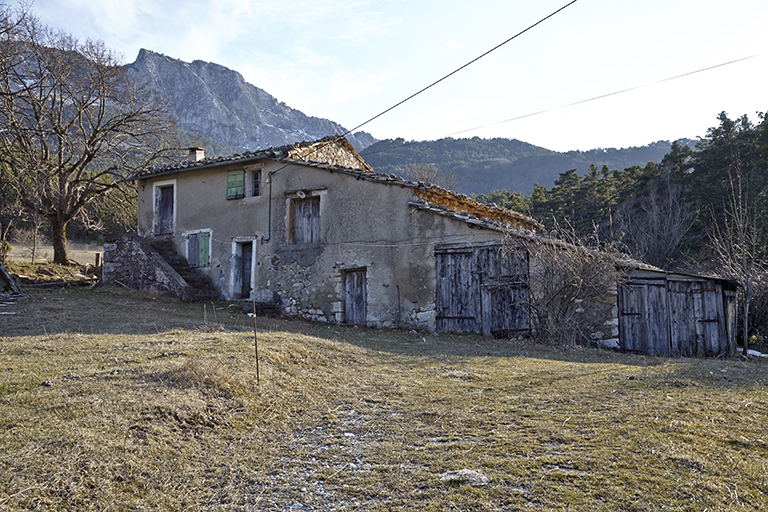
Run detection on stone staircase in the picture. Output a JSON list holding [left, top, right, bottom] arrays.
[[148, 237, 219, 301]]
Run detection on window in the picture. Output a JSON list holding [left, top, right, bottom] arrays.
[[187, 231, 210, 267], [289, 195, 320, 244], [226, 169, 245, 199], [249, 168, 262, 197]]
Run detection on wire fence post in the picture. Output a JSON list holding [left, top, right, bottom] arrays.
[[252, 300, 260, 385]]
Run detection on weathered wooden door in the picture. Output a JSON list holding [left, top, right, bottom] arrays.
[[618, 280, 670, 356], [675, 280, 725, 356], [436, 250, 479, 333], [344, 269, 367, 325], [436, 245, 529, 335], [477, 247, 530, 337], [241, 241, 253, 299], [668, 280, 697, 356], [158, 186, 174, 234], [668, 279, 726, 357]]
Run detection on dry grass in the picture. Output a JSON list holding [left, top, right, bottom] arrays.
[[6, 241, 102, 266], [1, 287, 767, 510]]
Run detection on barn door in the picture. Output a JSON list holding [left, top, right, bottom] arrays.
[[344, 269, 367, 325], [435, 251, 479, 333], [618, 280, 670, 356], [478, 247, 530, 337]]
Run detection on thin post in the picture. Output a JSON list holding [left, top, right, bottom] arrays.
[[252, 300, 260, 385]]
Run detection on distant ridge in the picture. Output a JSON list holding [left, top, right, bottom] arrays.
[[361, 137, 698, 194], [124, 49, 376, 152]]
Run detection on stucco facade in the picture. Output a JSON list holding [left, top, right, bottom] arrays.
[[134, 138, 542, 331]]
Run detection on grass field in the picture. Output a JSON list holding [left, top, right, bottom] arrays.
[[1, 286, 767, 510], [6, 241, 102, 266]]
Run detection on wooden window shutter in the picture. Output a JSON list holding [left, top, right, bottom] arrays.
[[188, 232, 210, 267], [188, 233, 199, 265], [293, 196, 320, 244], [227, 170, 245, 199], [198, 232, 210, 267]]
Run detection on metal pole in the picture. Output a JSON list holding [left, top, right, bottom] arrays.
[[252, 300, 260, 385]]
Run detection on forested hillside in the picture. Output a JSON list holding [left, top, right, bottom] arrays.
[[472, 112, 768, 350], [476, 112, 766, 267], [361, 137, 694, 194]]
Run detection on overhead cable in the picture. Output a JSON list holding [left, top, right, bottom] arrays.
[[447, 54, 759, 137], [338, 0, 580, 139]]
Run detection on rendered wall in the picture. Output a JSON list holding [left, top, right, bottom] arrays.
[[137, 161, 509, 331]]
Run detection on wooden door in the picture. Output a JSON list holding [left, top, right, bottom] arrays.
[[158, 186, 174, 234], [241, 242, 252, 299], [695, 282, 726, 356], [344, 269, 367, 325], [478, 247, 530, 337], [668, 280, 697, 356], [618, 280, 670, 356], [435, 251, 479, 333], [293, 196, 320, 244]]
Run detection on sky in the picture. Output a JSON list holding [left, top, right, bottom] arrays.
[[20, 0, 768, 152]]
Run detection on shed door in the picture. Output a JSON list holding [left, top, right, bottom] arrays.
[[436, 251, 479, 333], [618, 281, 670, 356], [344, 269, 367, 325], [695, 283, 726, 355], [668, 280, 724, 356]]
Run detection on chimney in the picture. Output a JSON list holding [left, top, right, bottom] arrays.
[[187, 147, 205, 162]]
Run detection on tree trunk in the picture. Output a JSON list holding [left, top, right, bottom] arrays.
[[743, 297, 750, 357], [49, 217, 70, 265], [31, 209, 39, 264]]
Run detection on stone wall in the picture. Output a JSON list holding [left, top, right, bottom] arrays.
[[102, 235, 194, 300]]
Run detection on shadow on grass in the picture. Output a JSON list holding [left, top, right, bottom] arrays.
[[5, 287, 764, 386]]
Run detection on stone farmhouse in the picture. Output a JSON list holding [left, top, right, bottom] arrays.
[[103, 136, 738, 356], [109, 137, 541, 334]]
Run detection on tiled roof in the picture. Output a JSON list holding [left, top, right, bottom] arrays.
[[137, 136, 543, 233]]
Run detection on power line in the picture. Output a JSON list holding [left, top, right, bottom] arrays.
[[339, 0, 579, 139], [447, 54, 759, 137], [359, 54, 759, 158]]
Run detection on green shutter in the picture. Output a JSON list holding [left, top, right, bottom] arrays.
[[227, 170, 245, 199], [198, 232, 210, 267]]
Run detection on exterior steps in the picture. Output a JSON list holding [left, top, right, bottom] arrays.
[[148, 237, 219, 301]]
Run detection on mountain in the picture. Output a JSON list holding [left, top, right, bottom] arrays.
[[361, 137, 698, 195], [124, 49, 376, 152], [125, 48, 695, 195]]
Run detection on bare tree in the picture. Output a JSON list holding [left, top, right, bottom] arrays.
[[0, 10, 177, 264], [507, 222, 622, 346], [405, 162, 460, 192], [617, 173, 697, 270], [708, 160, 766, 356]]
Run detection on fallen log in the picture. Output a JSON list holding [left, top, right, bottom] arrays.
[[19, 278, 100, 288]]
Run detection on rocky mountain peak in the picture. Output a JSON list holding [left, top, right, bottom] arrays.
[[124, 49, 375, 151]]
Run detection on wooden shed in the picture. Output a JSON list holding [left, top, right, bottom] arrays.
[[618, 269, 738, 357]]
